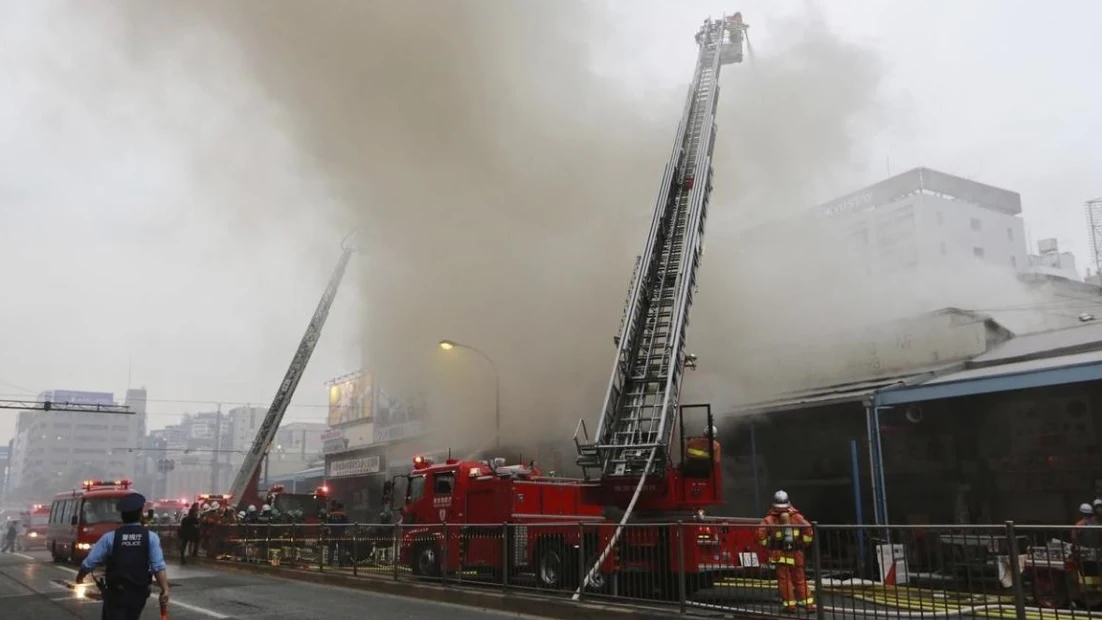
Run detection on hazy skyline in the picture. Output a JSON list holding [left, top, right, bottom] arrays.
[[2, 1, 1100, 447]]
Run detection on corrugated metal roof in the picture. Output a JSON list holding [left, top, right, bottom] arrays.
[[729, 375, 920, 416], [923, 349, 1102, 385], [971, 321, 1102, 365]]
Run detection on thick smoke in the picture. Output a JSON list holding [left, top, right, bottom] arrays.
[[89, 2, 1052, 447], [157, 1, 679, 451], [102, 3, 911, 448]]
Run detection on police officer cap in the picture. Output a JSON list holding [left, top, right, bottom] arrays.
[[117, 493, 147, 513]]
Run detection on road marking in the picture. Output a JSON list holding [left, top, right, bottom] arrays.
[[13, 553, 35, 561], [172, 599, 230, 618], [54, 565, 77, 574]]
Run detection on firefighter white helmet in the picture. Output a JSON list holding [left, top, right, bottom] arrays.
[[773, 490, 791, 509], [1081, 503, 1094, 515], [210, 501, 220, 510], [262, 504, 271, 512], [1094, 499, 1102, 508], [247, 505, 257, 513], [709, 426, 719, 437], [201, 503, 210, 511], [238, 511, 245, 519]]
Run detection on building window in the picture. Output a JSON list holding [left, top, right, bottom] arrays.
[[1007, 227, 1014, 242], [973, 247, 985, 258], [937, 211, 944, 225], [940, 242, 947, 256], [1010, 256, 1017, 268], [971, 218, 982, 231]]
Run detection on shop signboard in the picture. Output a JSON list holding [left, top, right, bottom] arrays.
[[327, 454, 384, 478]]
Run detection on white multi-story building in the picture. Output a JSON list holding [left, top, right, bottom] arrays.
[[816, 167, 1029, 274], [8, 389, 146, 500]]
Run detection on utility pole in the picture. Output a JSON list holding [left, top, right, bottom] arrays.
[[210, 404, 222, 492]]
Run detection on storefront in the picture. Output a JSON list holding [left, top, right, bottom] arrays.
[[325, 446, 387, 521]]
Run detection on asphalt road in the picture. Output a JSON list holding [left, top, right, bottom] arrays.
[[0, 549, 551, 619]]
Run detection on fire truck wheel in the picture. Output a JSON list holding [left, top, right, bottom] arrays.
[[412, 543, 441, 577], [536, 543, 567, 589]]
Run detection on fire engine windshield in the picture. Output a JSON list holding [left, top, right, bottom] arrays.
[[272, 495, 320, 518], [407, 475, 425, 504], [82, 499, 124, 525]]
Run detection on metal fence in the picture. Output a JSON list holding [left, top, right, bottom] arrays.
[[149, 521, 1102, 619]]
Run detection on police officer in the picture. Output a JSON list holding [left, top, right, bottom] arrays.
[[75, 492, 170, 620]]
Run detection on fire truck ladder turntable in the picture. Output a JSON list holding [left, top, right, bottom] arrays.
[[228, 232, 358, 508], [573, 14, 746, 597]]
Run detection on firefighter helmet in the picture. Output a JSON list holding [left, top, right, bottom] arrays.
[[247, 504, 257, 512], [1094, 499, 1102, 508], [210, 501, 220, 510], [773, 490, 791, 508], [262, 504, 271, 512], [1081, 503, 1093, 515]]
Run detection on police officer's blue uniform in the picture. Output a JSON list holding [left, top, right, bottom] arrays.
[[77, 493, 169, 620]]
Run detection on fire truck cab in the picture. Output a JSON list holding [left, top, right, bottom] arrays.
[[395, 455, 613, 589], [263, 484, 327, 523], [24, 504, 50, 549], [48, 479, 137, 564]]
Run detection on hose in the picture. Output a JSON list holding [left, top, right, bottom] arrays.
[[571, 446, 657, 600]]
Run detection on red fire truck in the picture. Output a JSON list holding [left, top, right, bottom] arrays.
[[23, 504, 50, 549], [392, 450, 763, 597], [195, 493, 234, 509], [47, 479, 138, 564], [146, 498, 190, 523], [264, 484, 328, 523]]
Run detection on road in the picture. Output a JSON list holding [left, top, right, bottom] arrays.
[[0, 549, 551, 619]]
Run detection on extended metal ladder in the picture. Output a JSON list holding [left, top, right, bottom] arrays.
[[576, 15, 746, 480], [228, 234, 357, 507]]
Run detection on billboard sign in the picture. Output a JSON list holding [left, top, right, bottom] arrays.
[[43, 390, 114, 406], [327, 373, 373, 427], [326, 454, 383, 478], [373, 389, 426, 443]]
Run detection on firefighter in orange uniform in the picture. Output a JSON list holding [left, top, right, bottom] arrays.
[[758, 491, 816, 613], [684, 426, 721, 477]]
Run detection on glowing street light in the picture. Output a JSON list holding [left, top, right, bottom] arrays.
[[438, 339, 500, 448]]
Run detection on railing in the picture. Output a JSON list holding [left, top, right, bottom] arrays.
[[149, 520, 1102, 619]]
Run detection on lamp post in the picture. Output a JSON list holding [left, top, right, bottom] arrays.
[[439, 339, 501, 449]]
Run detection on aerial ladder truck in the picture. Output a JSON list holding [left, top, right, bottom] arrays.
[[388, 15, 763, 600], [572, 12, 751, 594], [227, 233, 357, 510]]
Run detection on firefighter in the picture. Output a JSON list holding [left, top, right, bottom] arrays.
[[684, 425, 721, 477], [757, 490, 816, 613], [178, 506, 200, 565]]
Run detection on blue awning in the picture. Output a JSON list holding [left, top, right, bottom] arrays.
[[876, 349, 1102, 406]]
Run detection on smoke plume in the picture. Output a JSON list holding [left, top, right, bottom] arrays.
[[101, 2, 912, 448], [85, 2, 1036, 448]]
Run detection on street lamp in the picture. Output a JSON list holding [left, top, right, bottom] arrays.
[[439, 339, 500, 449]]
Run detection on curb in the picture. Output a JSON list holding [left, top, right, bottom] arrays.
[[190, 558, 697, 619]]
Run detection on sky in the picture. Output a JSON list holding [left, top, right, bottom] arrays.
[[1, 0, 1100, 447]]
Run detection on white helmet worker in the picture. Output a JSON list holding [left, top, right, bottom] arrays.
[[210, 501, 220, 511], [1080, 503, 1093, 515], [1093, 499, 1102, 509], [247, 505, 257, 513], [237, 511, 246, 519], [261, 504, 271, 512], [201, 502, 210, 511], [773, 490, 791, 509]]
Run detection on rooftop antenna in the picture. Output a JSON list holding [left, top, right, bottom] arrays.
[[1086, 198, 1102, 274]]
